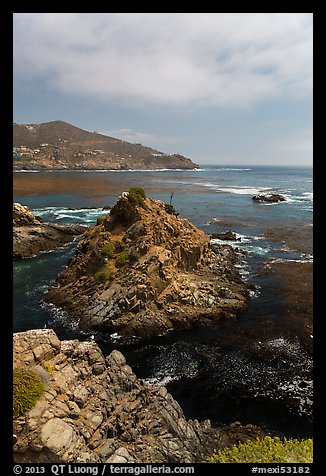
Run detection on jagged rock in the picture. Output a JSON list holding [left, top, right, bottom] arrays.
[[44, 193, 250, 337], [14, 329, 241, 463], [211, 231, 239, 241], [14, 202, 42, 226], [13, 203, 85, 260], [252, 194, 285, 203]]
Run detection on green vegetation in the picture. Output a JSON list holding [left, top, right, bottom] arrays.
[[164, 192, 179, 216], [164, 203, 179, 216], [115, 251, 130, 268], [13, 367, 45, 417], [96, 216, 106, 226], [207, 436, 313, 463], [151, 444, 165, 462], [95, 267, 115, 283], [99, 231, 111, 237], [101, 242, 115, 258], [127, 187, 146, 207], [40, 360, 55, 374]]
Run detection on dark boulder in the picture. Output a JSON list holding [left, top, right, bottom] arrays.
[[211, 231, 240, 241], [252, 194, 285, 203]]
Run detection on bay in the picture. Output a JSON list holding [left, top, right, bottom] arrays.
[[13, 165, 313, 438]]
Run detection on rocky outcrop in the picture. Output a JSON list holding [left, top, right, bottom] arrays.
[[13, 203, 85, 260], [211, 231, 239, 241], [252, 194, 285, 203], [13, 202, 42, 227], [13, 329, 263, 463], [44, 193, 250, 337]]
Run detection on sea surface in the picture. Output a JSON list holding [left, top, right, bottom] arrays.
[[13, 165, 313, 438]]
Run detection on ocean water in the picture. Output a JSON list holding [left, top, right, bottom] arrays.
[[13, 165, 313, 438]]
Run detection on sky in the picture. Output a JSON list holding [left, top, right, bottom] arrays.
[[13, 13, 313, 166]]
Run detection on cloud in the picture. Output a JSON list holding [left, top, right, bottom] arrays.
[[271, 127, 313, 154], [101, 128, 179, 148], [13, 13, 313, 108]]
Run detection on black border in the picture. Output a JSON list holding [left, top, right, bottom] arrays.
[[7, 8, 319, 474]]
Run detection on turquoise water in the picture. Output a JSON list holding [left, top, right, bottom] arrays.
[[13, 165, 313, 437]]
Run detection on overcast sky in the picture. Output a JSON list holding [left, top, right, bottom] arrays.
[[13, 13, 313, 166]]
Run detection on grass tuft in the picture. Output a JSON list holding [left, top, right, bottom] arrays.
[[95, 267, 115, 283], [13, 367, 45, 417], [207, 436, 313, 463], [127, 187, 146, 207]]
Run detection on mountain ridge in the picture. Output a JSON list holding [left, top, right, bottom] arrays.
[[13, 120, 198, 170]]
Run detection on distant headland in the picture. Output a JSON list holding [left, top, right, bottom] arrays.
[[13, 120, 198, 171]]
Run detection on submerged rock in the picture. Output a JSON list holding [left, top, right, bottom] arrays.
[[211, 231, 240, 241], [13, 203, 85, 260], [44, 192, 250, 337], [252, 194, 285, 203]]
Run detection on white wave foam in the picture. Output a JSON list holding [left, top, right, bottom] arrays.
[[164, 180, 223, 190], [281, 192, 313, 204], [217, 186, 272, 195], [14, 169, 40, 173], [34, 206, 106, 213], [33, 207, 108, 223], [215, 168, 252, 171], [79, 168, 204, 173], [277, 378, 313, 415], [268, 255, 313, 264], [110, 332, 123, 341], [234, 233, 251, 243], [41, 301, 83, 334], [145, 374, 179, 386], [211, 237, 270, 256]]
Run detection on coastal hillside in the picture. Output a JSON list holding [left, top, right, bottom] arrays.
[[44, 188, 250, 337], [13, 121, 197, 170]]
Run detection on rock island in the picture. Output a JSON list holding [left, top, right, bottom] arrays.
[[44, 188, 250, 337]]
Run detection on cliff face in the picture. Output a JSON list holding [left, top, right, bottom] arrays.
[[13, 121, 198, 170], [13, 329, 228, 463], [13, 203, 85, 260], [44, 193, 250, 337]]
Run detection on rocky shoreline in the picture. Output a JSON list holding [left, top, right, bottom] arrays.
[[13, 203, 85, 260], [13, 329, 264, 463], [44, 190, 251, 338]]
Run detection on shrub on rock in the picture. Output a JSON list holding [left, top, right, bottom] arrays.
[[95, 267, 115, 283], [101, 242, 115, 259], [13, 367, 45, 417], [164, 203, 179, 216], [96, 216, 106, 226], [115, 251, 130, 268], [208, 436, 313, 463], [127, 187, 146, 207]]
